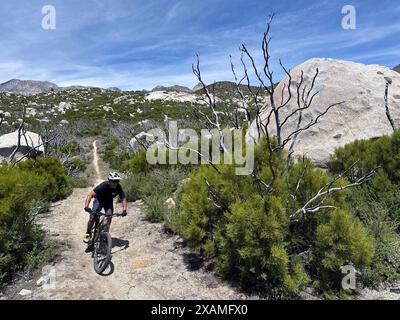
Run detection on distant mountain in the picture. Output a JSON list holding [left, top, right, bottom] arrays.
[[0, 79, 120, 96], [192, 82, 203, 92], [394, 65, 400, 73], [0, 79, 59, 96], [151, 85, 192, 93], [107, 87, 122, 92]]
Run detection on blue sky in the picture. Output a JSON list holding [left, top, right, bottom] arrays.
[[0, 0, 399, 90]]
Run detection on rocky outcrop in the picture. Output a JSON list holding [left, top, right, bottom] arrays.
[[107, 87, 122, 92], [192, 82, 204, 92], [0, 130, 44, 161], [250, 58, 400, 166], [394, 65, 400, 73], [151, 85, 192, 93]]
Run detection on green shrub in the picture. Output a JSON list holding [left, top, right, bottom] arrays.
[[328, 131, 400, 287], [17, 157, 71, 201], [142, 195, 169, 223], [315, 209, 374, 294], [175, 138, 374, 298], [219, 195, 309, 296], [122, 150, 150, 174], [67, 175, 90, 188], [0, 164, 47, 285], [328, 130, 400, 184], [123, 167, 188, 223], [103, 137, 131, 170], [0, 158, 71, 286], [345, 183, 400, 286]]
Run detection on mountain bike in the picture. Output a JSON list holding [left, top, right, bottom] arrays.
[[86, 210, 125, 274]]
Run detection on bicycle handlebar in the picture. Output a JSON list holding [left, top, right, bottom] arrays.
[[85, 209, 126, 217], [97, 212, 125, 217]]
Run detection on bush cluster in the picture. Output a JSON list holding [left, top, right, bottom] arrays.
[[0, 157, 71, 286]]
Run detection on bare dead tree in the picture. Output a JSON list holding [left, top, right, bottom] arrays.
[[159, 14, 377, 215], [12, 135, 58, 165], [224, 14, 376, 213], [238, 15, 350, 192], [384, 77, 396, 132]]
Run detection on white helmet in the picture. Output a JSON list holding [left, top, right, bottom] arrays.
[[108, 172, 121, 181]]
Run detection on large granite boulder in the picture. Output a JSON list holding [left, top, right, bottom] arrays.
[[0, 130, 44, 161], [250, 58, 400, 166]]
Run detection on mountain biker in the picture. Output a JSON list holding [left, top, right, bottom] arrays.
[[83, 172, 128, 249]]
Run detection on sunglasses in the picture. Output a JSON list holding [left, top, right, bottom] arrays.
[[109, 180, 120, 184]]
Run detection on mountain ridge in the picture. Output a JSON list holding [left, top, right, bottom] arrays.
[[0, 79, 122, 96]]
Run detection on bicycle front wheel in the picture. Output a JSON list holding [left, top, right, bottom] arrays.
[[93, 231, 112, 274]]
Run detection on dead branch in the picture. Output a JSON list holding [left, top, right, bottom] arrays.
[[277, 101, 345, 152], [192, 55, 227, 152], [384, 78, 396, 132], [12, 134, 58, 165], [205, 178, 223, 210], [8, 115, 26, 161], [291, 162, 379, 219], [230, 54, 251, 128]]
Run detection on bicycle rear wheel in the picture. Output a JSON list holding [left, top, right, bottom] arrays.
[[93, 231, 112, 274]]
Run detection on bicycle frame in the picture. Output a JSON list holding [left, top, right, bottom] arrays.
[[88, 211, 123, 248], [91, 214, 109, 244]]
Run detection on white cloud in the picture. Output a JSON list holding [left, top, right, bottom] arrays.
[[166, 2, 181, 22]]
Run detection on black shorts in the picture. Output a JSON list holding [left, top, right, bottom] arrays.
[[90, 198, 113, 220]]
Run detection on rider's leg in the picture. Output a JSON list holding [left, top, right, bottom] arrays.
[[86, 199, 102, 234], [104, 201, 114, 230], [86, 219, 95, 234]]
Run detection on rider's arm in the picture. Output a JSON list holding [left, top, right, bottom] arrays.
[[118, 186, 128, 212], [122, 197, 128, 212], [84, 191, 96, 209]]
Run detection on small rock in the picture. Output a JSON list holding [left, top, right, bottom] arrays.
[[384, 76, 393, 84], [165, 198, 176, 209], [36, 277, 46, 286], [18, 289, 32, 296]]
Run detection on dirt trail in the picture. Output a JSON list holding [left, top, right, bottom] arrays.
[[92, 140, 102, 184], [28, 141, 250, 300]]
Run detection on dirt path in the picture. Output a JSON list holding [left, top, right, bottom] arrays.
[[92, 140, 102, 183], [26, 141, 251, 300]]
